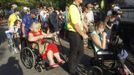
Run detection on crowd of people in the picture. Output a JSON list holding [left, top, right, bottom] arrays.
[[5, 0, 129, 75]]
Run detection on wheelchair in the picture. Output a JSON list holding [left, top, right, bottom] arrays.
[[20, 36, 66, 72], [87, 31, 131, 75]]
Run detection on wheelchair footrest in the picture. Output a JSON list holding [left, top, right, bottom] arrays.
[[97, 51, 113, 55], [96, 51, 115, 60]]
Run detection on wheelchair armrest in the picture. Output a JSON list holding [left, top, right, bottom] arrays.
[[43, 37, 55, 43]]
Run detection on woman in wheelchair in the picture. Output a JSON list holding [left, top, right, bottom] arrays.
[[90, 21, 107, 52], [28, 22, 65, 68], [89, 22, 130, 75]]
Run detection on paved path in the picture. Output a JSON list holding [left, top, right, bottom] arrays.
[[0, 23, 133, 75]]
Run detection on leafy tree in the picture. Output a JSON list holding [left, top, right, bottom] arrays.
[[0, 0, 74, 10]]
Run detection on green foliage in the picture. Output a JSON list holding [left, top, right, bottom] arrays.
[[0, 0, 73, 10]]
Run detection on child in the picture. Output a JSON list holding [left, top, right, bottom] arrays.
[[13, 19, 21, 50], [5, 19, 21, 54], [28, 22, 65, 68]]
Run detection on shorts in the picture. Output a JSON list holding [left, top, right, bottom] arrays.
[[41, 43, 59, 59]]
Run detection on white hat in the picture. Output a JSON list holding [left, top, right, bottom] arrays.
[[12, 4, 17, 8], [114, 6, 122, 14], [23, 7, 28, 10], [114, 6, 120, 11]]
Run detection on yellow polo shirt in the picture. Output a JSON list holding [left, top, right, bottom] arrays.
[[8, 13, 18, 28], [67, 4, 83, 32]]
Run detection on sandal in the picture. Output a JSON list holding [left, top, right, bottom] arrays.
[[58, 60, 65, 64], [49, 64, 59, 68]]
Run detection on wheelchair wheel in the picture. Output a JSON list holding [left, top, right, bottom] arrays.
[[88, 66, 103, 75], [20, 47, 35, 69]]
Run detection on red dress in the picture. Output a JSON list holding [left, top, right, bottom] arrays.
[[28, 30, 59, 59]]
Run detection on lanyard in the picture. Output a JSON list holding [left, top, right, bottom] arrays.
[[72, 4, 82, 21]]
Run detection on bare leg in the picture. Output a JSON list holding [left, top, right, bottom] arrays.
[[47, 50, 59, 67], [54, 52, 65, 64], [19, 44, 21, 50]]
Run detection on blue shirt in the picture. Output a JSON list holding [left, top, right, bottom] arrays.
[[22, 14, 38, 36]]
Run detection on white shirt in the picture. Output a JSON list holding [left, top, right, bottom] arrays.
[[107, 10, 112, 16], [6, 26, 19, 33], [86, 10, 94, 23], [40, 10, 46, 22]]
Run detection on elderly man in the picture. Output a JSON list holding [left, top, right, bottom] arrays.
[[67, 0, 88, 75], [21, 9, 38, 37], [21, 9, 38, 49]]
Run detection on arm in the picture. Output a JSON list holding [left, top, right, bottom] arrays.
[[28, 33, 43, 42], [22, 23, 25, 37], [21, 17, 27, 37], [104, 16, 112, 29], [91, 32, 107, 50], [82, 18, 88, 33], [74, 23, 87, 39], [69, 5, 88, 39], [41, 30, 54, 38]]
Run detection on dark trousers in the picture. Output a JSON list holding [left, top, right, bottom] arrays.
[[67, 31, 84, 74]]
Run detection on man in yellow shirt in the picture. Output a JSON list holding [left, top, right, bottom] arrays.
[[8, 9, 20, 29], [67, 0, 88, 75]]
